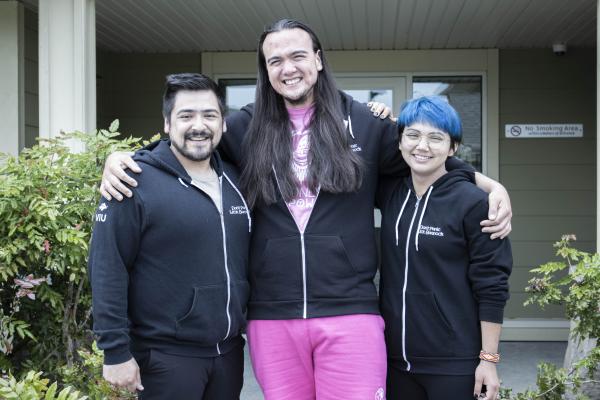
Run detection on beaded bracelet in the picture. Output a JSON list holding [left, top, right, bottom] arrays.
[[479, 350, 500, 363]]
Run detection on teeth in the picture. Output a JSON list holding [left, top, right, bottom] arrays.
[[413, 154, 431, 161], [284, 78, 301, 85]]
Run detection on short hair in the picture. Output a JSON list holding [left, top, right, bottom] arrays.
[[397, 96, 462, 146], [162, 73, 225, 120]]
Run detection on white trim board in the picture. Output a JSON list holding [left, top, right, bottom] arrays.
[[501, 319, 570, 341]]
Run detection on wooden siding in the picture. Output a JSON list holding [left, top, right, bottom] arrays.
[[499, 48, 596, 319]]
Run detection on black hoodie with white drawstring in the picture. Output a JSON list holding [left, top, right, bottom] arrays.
[[222, 92, 473, 321], [377, 169, 512, 375], [89, 140, 251, 365], [223, 92, 410, 320]]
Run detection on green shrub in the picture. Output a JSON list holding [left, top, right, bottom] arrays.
[[59, 342, 134, 400], [500, 235, 600, 399], [0, 370, 87, 400], [0, 122, 140, 377]]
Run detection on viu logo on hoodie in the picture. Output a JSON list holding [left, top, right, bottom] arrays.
[[95, 203, 108, 222]]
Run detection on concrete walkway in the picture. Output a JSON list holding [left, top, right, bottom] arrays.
[[240, 341, 567, 399]]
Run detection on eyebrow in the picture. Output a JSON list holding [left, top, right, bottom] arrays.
[[176, 108, 220, 115], [266, 49, 309, 64], [404, 128, 445, 135]]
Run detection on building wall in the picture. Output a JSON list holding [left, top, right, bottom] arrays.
[[97, 52, 202, 138], [499, 48, 597, 320], [24, 7, 38, 148]]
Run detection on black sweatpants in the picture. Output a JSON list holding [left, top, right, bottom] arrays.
[[387, 364, 476, 400], [133, 343, 244, 400]]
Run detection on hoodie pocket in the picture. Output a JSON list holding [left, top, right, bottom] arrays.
[[305, 235, 359, 299], [252, 237, 303, 301], [405, 292, 456, 358], [175, 285, 228, 344]]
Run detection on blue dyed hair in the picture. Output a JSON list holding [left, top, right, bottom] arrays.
[[397, 96, 462, 146]]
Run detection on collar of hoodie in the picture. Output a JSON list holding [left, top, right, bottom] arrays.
[[394, 185, 434, 251]]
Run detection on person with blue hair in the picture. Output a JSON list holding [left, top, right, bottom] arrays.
[[377, 96, 513, 400]]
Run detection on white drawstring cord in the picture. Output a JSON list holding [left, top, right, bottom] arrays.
[[395, 190, 411, 246], [415, 186, 433, 251]]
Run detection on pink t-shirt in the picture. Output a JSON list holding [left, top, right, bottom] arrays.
[[287, 105, 317, 233]]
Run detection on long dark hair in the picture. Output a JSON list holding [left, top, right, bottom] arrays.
[[240, 19, 363, 208]]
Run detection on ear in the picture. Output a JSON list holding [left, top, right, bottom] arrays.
[[448, 143, 458, 157], [222, 120, 227, 133], [164, 117, 170, 135], [315, 50, 323, 71]]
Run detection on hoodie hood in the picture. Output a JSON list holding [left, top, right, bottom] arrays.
[[135, 139, 224, 186], [340, 91, 357, 139], [135, 139, 250, 231]]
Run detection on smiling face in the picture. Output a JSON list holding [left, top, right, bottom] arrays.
[[262, 28, 323, 108], [400, 122, 456, 181], [165, 90, 225, 164]]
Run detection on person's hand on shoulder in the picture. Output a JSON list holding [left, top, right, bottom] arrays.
[[100, 152, 141, 201], [481, 183, 512, 239], [367, 101, 396, 122]]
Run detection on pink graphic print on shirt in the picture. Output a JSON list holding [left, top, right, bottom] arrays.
[[287, 106, 317, 233]]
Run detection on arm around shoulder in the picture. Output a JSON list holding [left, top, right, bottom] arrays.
[[221, 106, 254, 167]]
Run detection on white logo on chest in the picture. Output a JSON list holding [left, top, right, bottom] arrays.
[[418, 225, 444, 237], [229, 205, 247, 215]]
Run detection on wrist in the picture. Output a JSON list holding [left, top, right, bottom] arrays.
[[479, 350, 500, 364]]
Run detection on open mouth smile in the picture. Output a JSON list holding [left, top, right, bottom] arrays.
[[284, 77, 301, 85], [412, 154, 432, 161]]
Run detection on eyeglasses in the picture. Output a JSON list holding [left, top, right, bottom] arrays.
[[402, 130, 449, 147]]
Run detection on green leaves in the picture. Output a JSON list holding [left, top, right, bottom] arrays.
[[0, 123, 141, 376], [511, 236, 600, 399], [0, 371, 88, 400], [525, 236, 600, 340], [108, 119, 119, 134]]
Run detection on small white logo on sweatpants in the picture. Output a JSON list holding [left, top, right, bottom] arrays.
[[375, 387, 385, 400]]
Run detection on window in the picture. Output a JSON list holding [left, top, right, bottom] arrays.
[[336, 76, 406, 114], [412, 76, 483, 171], [219, 79, 256, 113]]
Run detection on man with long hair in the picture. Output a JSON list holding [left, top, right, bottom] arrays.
[[100, 19, 511, 400]]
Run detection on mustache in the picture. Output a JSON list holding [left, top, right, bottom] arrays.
[[185, 130, 213, 140]]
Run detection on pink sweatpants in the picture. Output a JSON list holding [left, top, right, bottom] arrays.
[[247, 314, 387, 400]]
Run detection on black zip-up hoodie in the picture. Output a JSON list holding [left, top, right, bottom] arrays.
[[377, 170, 512, 375], [223, 92, 432, 320], [89, 140, 251, 365]]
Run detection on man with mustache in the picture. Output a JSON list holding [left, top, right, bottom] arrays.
[[88, 73, 251, 399]]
